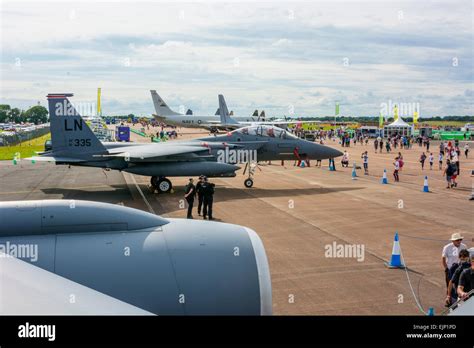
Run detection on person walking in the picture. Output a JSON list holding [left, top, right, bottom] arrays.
[[419, 152, 427, 170], [438, 152, 443, 170], [393, 157, 400, 182], [452, 151, 460, 176], [464, 143, 469, 158], [379, 138, 384, 153], [184, 178, 196, 219], [374, 139, 378, 153], [428, 153, 434, 170], [444, 160, 456, 188], [361, 151, 369, 175]]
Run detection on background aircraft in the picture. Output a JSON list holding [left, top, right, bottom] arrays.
[[0, 200, 272, 315], [151, 90, 261, 131], [216, 94, 322, 130], [29, 93, 341, 192], [151, 90, 321, 131]]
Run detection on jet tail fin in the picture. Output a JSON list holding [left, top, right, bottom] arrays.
[[47, 94, 106, 156], [252, 109, 259, 117], [218, 94, 239, 125], [150, 90, 181, 116]]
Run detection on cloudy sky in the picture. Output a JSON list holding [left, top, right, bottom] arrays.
[[0, 0, 472, 117]]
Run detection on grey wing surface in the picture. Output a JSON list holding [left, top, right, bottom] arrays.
[[0, 253, 153, 315]]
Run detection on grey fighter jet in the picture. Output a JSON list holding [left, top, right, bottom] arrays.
[[0, 199, 272, 315], [196, 123, 343, 187], [28, 93, 240, 192], [29, 93, 342, 192]]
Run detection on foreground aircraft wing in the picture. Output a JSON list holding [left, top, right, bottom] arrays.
[[0, 253, 153, 315]]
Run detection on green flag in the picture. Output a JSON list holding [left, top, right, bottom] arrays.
[[379, 112, 384, 128], [335, 103, 340, 115]]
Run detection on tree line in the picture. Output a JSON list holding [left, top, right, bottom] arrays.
[[299, 116, 474, 122], [0, 104, 49, 125]]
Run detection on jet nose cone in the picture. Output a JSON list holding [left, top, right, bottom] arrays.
[[329, 147, 343, 158]]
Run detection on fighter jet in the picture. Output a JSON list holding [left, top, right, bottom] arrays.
[[28, 93, 240, 192], [196, 123, 343, 188], [28, 93, 341, 192], [0, 200, 272, 315]]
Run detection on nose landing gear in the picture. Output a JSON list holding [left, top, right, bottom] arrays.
[[244, 178, 254, 188], [242, 161, 258, 188]]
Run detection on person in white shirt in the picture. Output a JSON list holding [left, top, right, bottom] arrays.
[[438, 152, 443, 170], [464, 143, 469, 158], [428, 153, 434, 170], [442, 233, 467, 287], [393, 157, 400, 182], [341, 151, 349, 167], [361, 151, 369, 175]]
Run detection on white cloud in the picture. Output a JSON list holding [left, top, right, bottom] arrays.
[[0, 1, 472, 116]]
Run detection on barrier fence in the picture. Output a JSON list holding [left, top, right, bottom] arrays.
[[0, 126, 50, 146]]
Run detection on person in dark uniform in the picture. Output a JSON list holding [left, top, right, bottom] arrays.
[[457, 252, 474, 300], [202, 177, 215, 220], [196, 175, 204, 216], [184, 178, 195, 219]]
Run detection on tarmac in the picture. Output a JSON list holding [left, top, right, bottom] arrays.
[[0, 125, 472, 315]]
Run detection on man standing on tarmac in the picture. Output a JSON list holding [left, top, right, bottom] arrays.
[[196, 175, 205, 216], [442, 233, 467, 287], [184, 178, 196, 219], [458, 252, 474, 300], [202, 177, 215, 220]]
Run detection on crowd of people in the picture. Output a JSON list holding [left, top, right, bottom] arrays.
[[331, 130, 471, 190], [442, 233, 473, 307]]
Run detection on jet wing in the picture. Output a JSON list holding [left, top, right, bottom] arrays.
[[0, 253, 153, 315], [102, 144, 211, 162]]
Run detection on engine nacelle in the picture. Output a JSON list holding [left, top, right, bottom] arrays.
[[0, 200, 271, 315]]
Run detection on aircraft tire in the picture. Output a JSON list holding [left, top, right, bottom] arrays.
[[244, 178, 254, 188], [157, 178, 172, 193]]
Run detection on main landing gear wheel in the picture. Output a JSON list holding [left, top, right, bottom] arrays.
[[244, 178, 254, 188], [151, 176, 172, 193], [157, 178, 172, 193]]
